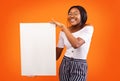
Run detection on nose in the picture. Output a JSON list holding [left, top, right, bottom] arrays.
[[69, 14, 75, 18], [68, 13, 75, 17], [70, 15, 74, 17]]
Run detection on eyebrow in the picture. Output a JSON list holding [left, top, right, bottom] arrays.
[[69, 11, 79, 13], [68, 12, 80, 15]]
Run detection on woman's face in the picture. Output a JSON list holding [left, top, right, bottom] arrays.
[[68, 8, 81, 26]]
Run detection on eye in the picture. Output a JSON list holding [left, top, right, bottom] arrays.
[[74, 12, 79, 15]]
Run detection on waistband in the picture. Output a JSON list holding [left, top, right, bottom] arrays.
[[63, 56, 87, 63]]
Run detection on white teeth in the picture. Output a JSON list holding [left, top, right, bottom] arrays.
[[70, 19, 75, 22]]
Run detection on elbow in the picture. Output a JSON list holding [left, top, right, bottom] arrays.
[[72, 43, 81, 49], [72, 41, 85, 49]]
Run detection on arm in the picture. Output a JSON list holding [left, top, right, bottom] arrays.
[[52, 20, 85, 49], [56, 47, 63, 60], [62, 26, 85, 48]]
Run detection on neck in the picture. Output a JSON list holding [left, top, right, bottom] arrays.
[[69, 23, 86, 33], [71, 23, 82, 29]]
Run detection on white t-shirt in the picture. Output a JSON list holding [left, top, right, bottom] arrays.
[[57, 25, 94, 59]]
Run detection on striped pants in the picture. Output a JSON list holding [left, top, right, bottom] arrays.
[[59, 56, 88, 81]]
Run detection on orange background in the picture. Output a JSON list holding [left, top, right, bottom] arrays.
[[0, 0, 120, 81]]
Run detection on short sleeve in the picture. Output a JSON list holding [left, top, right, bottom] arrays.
[[57, 31, 65, 48], [77, 25, 94, 42]]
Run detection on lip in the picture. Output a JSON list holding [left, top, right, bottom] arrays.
[[69, 18, 76, 23], [70, 19, 75, 22]]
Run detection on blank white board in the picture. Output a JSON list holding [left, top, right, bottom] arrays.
[[20, 23, 56, 76]]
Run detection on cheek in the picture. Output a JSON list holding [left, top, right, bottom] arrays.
[[67, 17, 70, 22], [67, 16, 70, 20], [77, 15, 81, 23]]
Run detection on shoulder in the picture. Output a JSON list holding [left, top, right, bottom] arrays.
[[59, 31, 65, 37], [82, 24, 94, 32], [60, 31, 64, 34], [84, 24, 94, 29]]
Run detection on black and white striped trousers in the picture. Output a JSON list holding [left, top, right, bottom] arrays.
[[59, 56, 88, 81]]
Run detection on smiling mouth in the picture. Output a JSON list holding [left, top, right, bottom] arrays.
[[70, 19, 76, 23]]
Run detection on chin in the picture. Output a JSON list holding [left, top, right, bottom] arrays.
[[71, 23, 78, 26], [71, 23, 81, 27], [70, 22, 76, 25]]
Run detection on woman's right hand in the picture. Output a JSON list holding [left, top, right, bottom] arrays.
[[50, 19, 65, 28]]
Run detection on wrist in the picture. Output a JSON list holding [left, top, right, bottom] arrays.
[[62, 25, 68, 32]]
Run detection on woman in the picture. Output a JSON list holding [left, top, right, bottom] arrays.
[[52, 5, 94, 81]]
